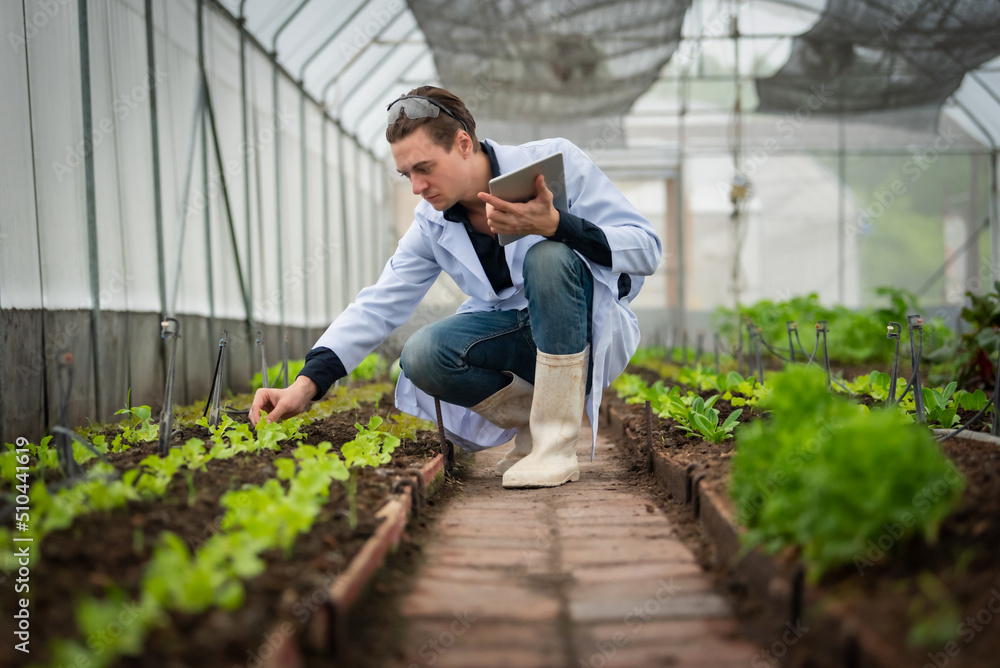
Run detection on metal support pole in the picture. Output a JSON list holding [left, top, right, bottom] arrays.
[[818, 321, 830, 389], [907, 315, 926, 423], [676, 72, 687, 337], [322, 116, 332, 321], [300, 89, 310, 356], [240, 0, 254, 381], [786, 322, 797, 364], [337, 129, 353, 298], [887, 322, 901, 406], [354, 146, 364, 286], [168, 83, 204, 315], [144, 0, 167, 319], [158, 318, 180, 455], [208, 329, 229, 427], [837, 112, 846, 303], [198, 0, 217, 351], [76, 0, 105, 420], [371, 157, 380, 283], [992, 151, 1000, 283], [202, 71, 253, 329], [256, 330, 269, 389], [272, 48, 286, 362]]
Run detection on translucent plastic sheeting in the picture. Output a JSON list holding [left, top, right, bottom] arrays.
[[684, 153, 861, 310], [948, 59, 1000, 150], [7, 0, 92, 311], [89, 0, 162, 314], [0, 1, 42, 309]]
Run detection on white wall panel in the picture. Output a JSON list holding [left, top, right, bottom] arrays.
[[278, 77, 304, 326], [326, 122, 347, 319], [0, 1, 43, 309], [248, 50, 281, 327], [205, 8, 248, 323], [88, 0, 135, 314], [26, 0, 91, 310], [107, 0, 162, 314], [157, 0, 209, 317], [305, 104, 326, 328]]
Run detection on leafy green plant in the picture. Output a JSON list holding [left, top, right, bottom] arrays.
[[251, 359, 306, 391], [340, 416, 400, 529], [383, 412, 436, 441], [142, 532, 250, 614], [682, 400, 742, 443], [713, 291, 952, 366], [731, 366, 965, 580], [350, 353, 389, 381], [926, 281, 1000, 389], [114, 403, 159, 449], [253, 413, 307, 451], [906, 572, 962, 647], [954, 388, 990, 412], [922, 382, 959, 428]]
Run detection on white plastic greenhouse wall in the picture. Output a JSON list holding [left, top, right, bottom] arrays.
[[2, 0, 1000, 444]]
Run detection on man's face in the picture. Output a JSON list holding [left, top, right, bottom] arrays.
[[390, 126, 471, 211]]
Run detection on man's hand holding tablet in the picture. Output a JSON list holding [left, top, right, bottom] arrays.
[[478, 152, 568, 246]]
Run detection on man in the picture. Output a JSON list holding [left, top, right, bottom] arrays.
[[250, 86, 661, 489]]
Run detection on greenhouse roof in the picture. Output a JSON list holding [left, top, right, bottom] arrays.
[[216, 0, 1000, 153]]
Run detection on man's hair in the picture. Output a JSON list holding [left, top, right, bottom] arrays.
[[386, 86, 478, 152]]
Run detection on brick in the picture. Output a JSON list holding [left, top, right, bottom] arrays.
[[571, 573, 714, 612], [577, 618, 743, 647], [570, 562, 705, 584], [415, 646, 560, 668], [574, 640, 759, 667], [570, 592, 733, 623], [400, 578, 559, 621], [432, 531, 551, 549], [561, 538, 697, 566], [402, 620, 561, 652], [556, 523, 676, 540], [422, 544, 553, 573]]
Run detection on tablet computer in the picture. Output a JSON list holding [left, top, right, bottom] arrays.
[[488, 152, 568, 246]]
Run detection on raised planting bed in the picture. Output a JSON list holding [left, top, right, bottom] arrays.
[[0, 382, 457, 668], [604, 366, 1000, 668]]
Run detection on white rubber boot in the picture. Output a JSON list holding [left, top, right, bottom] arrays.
[[502, 346, 588, 489], [468, 372, 534, 476]]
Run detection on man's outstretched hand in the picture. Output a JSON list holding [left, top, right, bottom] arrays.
[[249, 375, 317, 426]]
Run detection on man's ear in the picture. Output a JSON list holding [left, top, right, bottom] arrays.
[[456, 130, 474, 158]]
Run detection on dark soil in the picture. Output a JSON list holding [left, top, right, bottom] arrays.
[[0, 386, 443, 668], [608, 369, 1000, 668]]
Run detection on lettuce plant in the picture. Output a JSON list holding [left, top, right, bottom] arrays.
[[340, 417, 400, 529], [731, 366, 964, 580]]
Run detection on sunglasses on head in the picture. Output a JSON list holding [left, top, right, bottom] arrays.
[[386, 95, 469, 134]]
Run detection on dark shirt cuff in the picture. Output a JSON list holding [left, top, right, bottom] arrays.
[[546, 210, 613, 267], [298, 347, 347, 401]]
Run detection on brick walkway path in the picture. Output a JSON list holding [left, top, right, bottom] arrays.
[[391, 422, 761, 668]]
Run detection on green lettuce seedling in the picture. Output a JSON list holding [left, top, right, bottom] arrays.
[[922, 382, 959, 428], [340, 417, 400, 529]]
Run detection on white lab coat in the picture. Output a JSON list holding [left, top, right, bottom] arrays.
[[312, 137, 662, 458]]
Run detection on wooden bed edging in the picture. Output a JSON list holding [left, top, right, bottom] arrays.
[[266, 451, 452, 665], [608, 402, 901, 668]]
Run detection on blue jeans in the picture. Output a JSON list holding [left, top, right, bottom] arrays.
[[401, 241, 594, 407]]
